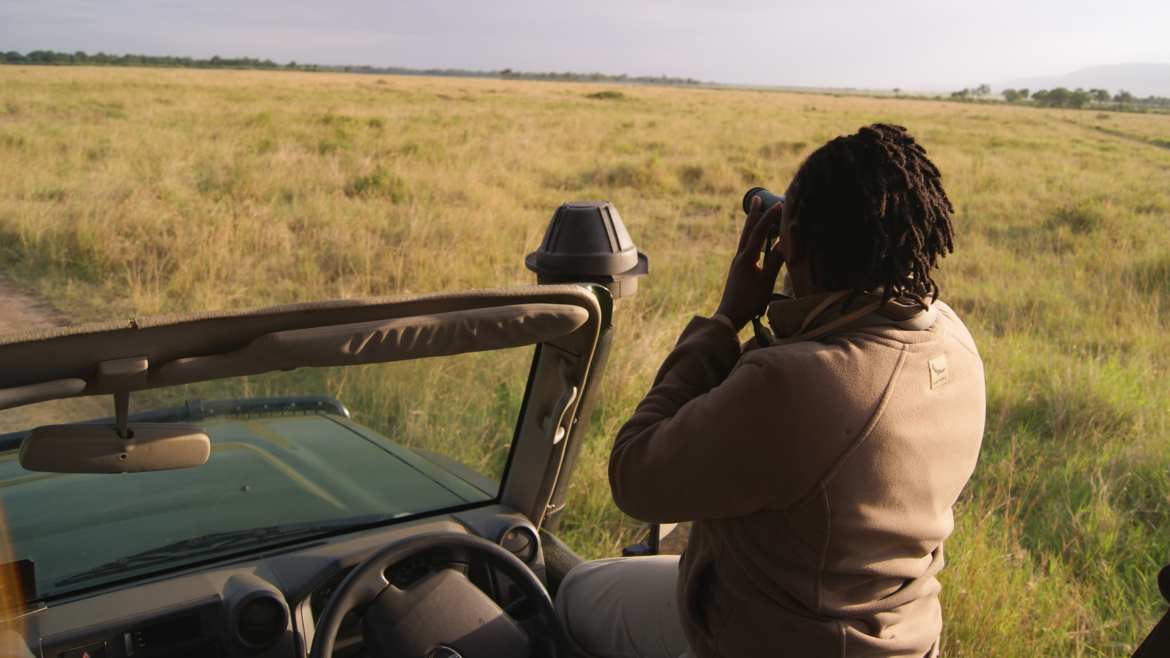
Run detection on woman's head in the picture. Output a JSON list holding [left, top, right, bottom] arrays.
[[784, 123, 955, 307]]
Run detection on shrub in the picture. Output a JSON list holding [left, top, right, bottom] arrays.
[[758, 141, 807, 157], [246, 110, 272, 127], [586, 90, 625, 100], [344, 166, 408, 202]]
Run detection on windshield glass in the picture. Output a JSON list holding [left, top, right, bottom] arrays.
[[0, 346, 534, 601]]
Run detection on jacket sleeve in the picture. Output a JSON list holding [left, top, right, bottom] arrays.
[[609, 316, 804, 522]]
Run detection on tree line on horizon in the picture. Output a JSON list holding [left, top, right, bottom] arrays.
[[950, 82, 1169, 110], [3, 50, 295, 70], [0, 50, 702, 86], [6, 50, 1163, 108]]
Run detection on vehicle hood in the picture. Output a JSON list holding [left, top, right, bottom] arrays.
[[0, 414, 495, 594]]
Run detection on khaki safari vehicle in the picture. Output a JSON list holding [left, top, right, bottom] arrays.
[[0, 201, 652, 658]]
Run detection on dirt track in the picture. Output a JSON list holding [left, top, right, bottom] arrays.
[[0, 276, 110, 432], [0, 275, 69, 336]]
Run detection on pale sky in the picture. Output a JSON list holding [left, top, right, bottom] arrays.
[[2, 0, 1168, 90]]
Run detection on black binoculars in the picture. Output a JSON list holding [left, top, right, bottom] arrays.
[[741, 187, 785, 214], [742, 187, 785, 251]]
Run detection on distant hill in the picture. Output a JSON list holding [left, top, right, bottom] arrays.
[[996, 63, 1170, 98]]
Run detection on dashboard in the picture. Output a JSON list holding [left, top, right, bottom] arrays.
[[4, 505, 545, 658]]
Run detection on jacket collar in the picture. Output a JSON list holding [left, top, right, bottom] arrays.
[[765, 290, 934, 343]]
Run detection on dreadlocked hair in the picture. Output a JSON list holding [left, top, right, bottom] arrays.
[[786, 123, 955, 309]]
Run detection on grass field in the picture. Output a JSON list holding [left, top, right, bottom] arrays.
[[3, 66, 1170, 655]]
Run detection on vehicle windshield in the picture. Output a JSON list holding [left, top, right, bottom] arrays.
[[0, 346, 534, 601]]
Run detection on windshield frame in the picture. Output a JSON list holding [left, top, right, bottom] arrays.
[[0, 345, 545, 608], [0, 284, 610, 609]]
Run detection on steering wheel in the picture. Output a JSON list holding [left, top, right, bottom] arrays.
[[308, 532, 567, 658]]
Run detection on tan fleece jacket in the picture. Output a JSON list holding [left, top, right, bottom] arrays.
[[610, 293, 986, 658]]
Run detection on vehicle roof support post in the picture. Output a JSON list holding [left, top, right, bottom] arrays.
[[540, 327, 612, 534], [523, 199, 647, 533]]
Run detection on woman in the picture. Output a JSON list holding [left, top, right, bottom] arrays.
[[557, 124, 986, 658]]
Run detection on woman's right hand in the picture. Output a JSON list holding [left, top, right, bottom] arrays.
[[713, 196, 785, 331]]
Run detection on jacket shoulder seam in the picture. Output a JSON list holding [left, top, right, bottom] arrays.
[[950, 330, 981, 360], [794, 344, 910, 504]]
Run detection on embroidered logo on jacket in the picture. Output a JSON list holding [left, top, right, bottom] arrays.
[[929, 354, 950, 389]]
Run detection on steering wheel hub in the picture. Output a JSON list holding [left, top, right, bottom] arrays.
[[309, 531, 566, 658]]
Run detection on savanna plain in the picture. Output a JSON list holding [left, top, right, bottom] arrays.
[[3, 66, 1170, 656]]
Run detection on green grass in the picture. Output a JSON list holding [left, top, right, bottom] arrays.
[[2, 66, 1170, 655]]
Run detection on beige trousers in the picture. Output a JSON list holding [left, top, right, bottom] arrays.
[[554, 556, 695, 658]]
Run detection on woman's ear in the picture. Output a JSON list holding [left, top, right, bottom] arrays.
[[780, 221, 824, 298], [780, 221, 806, 266]]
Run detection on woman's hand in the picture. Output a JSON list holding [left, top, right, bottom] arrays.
[[714, 196, 785, 331]]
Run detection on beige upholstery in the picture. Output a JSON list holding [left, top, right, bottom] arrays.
[[157, 303, 589, 386], [0, 285, 604, 410], [0, 379, 86, 412]]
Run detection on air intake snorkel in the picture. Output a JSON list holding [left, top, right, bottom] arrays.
[[524, 200, 648, 299]]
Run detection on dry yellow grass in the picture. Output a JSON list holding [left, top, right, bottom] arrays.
[[3, 65, 1170, 655], [1064, 109, 1170, 147]]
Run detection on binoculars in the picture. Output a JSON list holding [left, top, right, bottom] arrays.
[[742, 187, 785, 214], [742, 187, 785, 251]]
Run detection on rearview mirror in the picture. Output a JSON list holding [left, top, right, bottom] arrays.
[[19, 424, 210, 474]]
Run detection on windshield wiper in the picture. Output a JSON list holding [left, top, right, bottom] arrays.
[[54, 513, 395, 588]]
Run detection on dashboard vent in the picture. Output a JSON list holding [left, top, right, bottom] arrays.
[[127, 614, 204, 654], [235, 596, 286, 647], [499, 526, 538, 564]]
